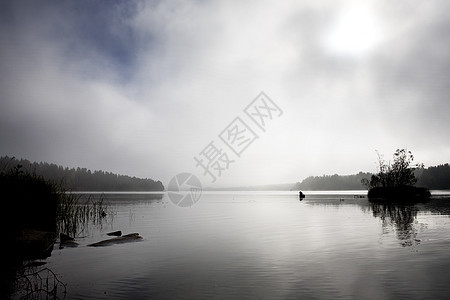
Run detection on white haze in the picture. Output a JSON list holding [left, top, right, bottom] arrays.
[[0, 0, 449, 188]]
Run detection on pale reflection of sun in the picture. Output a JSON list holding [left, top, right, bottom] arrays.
[[323, 7, 383, 57]]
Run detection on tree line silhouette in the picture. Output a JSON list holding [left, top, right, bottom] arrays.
[[0, 156, 164, 191], [295, 164, 450, 190], [294, 172, 373, 190], [416, 164, 450, 189]]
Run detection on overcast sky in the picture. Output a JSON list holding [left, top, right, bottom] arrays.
[[1, 0, 449, 188]]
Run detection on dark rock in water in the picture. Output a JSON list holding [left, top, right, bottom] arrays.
[[87, 233, 143, 247], [59, 233, 79, 248], [59, 240, 79, 249], [60, 233, 74, 243], [107, 230, 122, 237]]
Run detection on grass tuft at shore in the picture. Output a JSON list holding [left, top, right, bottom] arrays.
[[1, 164, 110, 298]]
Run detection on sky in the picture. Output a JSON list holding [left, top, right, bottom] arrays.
[[1, 0, 449, 188]]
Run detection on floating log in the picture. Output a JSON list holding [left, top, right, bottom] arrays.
[[106, 230, 122, 237], [87, 233, 143, 247]]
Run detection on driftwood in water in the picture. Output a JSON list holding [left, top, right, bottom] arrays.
[[106, 230, 122, 237], [87, 233, 143, 247]]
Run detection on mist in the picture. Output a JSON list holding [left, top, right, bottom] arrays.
[[1, 0, 449, 187]]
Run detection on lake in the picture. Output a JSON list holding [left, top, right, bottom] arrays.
[[40, 191, 450, 299]]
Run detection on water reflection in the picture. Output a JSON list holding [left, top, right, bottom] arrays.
[[304, 194, 450, 250], [42, 192, 450, 299], [370, 202, 420, 247]]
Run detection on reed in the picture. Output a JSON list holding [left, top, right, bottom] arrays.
[[56, 192, 111, 237]]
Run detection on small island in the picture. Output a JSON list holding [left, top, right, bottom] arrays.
[[362, 149, 431, 202]]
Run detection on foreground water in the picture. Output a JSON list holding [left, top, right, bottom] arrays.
[[43, 191, 450, 299]]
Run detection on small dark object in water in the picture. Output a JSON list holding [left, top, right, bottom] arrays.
[[59, 233, 78, 248], [107, 230, 122, 237], [60, 233, 74, 243], [122, 233, 140, 238], [299, 191, 305, 200]]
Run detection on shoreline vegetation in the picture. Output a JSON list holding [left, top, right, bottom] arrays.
[[363, 149, 431, 203], [1, 164, 111, 299]]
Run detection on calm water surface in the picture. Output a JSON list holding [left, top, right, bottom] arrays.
[[44, 191, 450, 299]]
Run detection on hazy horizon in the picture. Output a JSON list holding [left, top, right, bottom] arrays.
[[1, 0, 449, 188]]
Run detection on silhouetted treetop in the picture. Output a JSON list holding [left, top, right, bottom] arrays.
[[362, 149, 423, 190]]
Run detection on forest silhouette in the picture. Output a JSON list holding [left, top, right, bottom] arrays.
[[0, 156, 164, 191], [294, 164, 450, 190]]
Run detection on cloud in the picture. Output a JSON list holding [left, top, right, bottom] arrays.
[[1, 0, 449, 187]]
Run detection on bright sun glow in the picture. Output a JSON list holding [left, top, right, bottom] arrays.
[[324, 7, 383, 57]]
